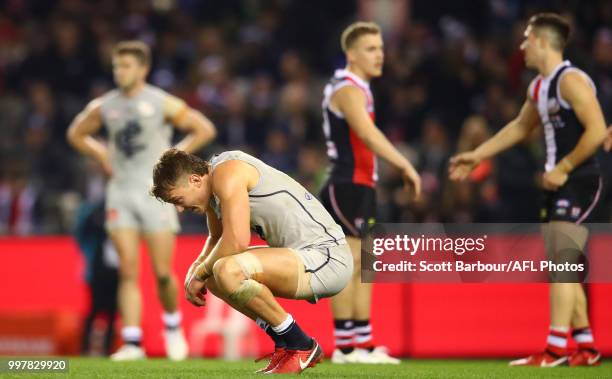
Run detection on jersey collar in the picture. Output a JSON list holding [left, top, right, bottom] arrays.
[[334, 69, 370, 90], [544, 60, 571, 80]]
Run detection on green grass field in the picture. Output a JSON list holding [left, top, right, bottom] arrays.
[[1, 358, 611, 379]]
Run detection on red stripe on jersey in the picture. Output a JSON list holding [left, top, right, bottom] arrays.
[[533, 78, 542, 102], [349, 129, 375, 187]]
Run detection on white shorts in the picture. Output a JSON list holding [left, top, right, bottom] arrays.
[[292, 243, 353, 303], [105, 184, 179, 233]]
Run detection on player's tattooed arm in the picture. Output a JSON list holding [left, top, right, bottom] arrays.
[[164, 94, 217, 153], [66, 98, 113, 176]]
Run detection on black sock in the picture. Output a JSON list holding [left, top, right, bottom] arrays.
[[125, 340, 141, 347], [264, 325, 286, 349], [256, 318, 286, 348], [276, 319, 313, 350]]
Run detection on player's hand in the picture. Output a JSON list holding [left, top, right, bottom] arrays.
[[449, 151, 481, 181], [401, 165, 421, 200], [603, 125, 612, 152], [185, 276, 207, 307], [542, 167, 568, 191]]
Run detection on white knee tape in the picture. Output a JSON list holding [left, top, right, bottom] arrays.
[[228, 279, 262, 306], [234, 252, 263, 278]]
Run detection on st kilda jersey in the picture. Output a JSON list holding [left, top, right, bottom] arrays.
[[322, 69, 378, 187], [529, 60, 599, 176]]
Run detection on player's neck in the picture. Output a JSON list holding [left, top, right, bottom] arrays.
[[121, 82, 146, 97], [345, 65, 371, 83], [538, 53, 564, 77]]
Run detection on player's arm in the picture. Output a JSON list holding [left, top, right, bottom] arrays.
[[66, 99, 112, 175], [164, 94, 217, 153], [334, 86, 421, 198], [555, 72, 607, 173], [192, 161, 251, 280], [449, 93, 540, 181], [184, 207, 222, 289]]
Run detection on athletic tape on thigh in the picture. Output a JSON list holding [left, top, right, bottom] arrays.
[[234, 252, 263, 278], [289, 248, 315, 300], [228, 279, 262, 306]]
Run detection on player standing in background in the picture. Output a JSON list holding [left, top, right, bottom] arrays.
[[319, 21, 421, 364], [450, 14, 608, 367], [67, 41, 217, 360]]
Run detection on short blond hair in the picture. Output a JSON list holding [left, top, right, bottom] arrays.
[[340, 21, 381, 52]]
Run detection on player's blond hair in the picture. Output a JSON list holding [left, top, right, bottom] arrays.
[[112, 40, 151, 66], [341, 21, 381, 52]]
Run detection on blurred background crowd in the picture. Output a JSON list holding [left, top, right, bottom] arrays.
[[0, 0, 611, 234]]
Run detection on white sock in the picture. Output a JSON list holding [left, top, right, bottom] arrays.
[[162, 311, 182, 329], [122, 326, 142, 343], [271, 314, 294, 335]]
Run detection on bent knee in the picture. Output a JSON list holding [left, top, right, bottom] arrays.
[[212, 257, 245, 287]]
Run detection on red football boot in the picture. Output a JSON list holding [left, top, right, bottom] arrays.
[[509, 350, 567, 367], [568, 349, 601, 367], [254, 347, 286, 373], [265, 339, 323, 374]]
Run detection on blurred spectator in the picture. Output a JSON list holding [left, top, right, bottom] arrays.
[[1, 0, 611, 233]]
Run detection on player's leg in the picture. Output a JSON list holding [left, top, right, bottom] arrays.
[[548, 221, 592, 364], [511, 220, 587, 367], [210, 246, 350, 373], [329, 236, 357, 358], [105, 188, 146, 360], [142, 199, 187, 360], [108, 227, 145, 359], [205, 275, 288, 373], [320, 183, 366, 362], [144, 231, 179, 313], [570, 284, 600, 365]]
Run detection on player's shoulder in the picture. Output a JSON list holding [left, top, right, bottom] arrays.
[[95, 89, 121, 107], [559, 66, 595, 90], [210, 155, 252, 197], [332, 81, 367, 101], [142, 84, 171, 100]]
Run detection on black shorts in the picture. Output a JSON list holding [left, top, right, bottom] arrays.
[[540, 174, 602, 224], [319, 182, 376, 238]]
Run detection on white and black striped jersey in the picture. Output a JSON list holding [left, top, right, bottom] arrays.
[[321, 69, 378, 187], [528, 60, 599, 176]]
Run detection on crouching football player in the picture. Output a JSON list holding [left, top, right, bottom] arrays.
[[151, 149, 353, 374]]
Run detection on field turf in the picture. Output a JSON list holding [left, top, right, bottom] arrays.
[[1, 357, 610, 378]]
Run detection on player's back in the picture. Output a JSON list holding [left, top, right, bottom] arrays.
[[100, 84, 173, 188], [209, 151, 346, 250]]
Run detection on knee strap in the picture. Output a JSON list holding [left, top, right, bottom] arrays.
[[234, 252, 263, 278]]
